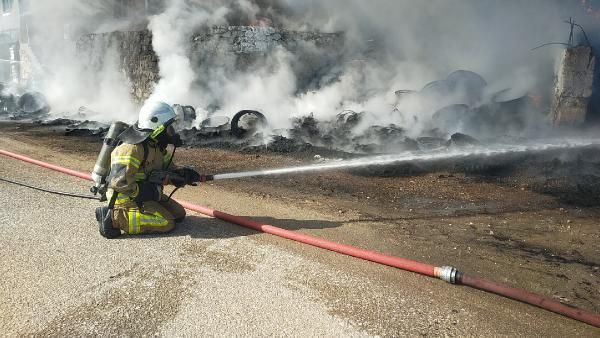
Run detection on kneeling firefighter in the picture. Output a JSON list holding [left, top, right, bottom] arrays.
[[95, 101, 203, 238]]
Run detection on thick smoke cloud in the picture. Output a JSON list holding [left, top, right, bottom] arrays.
[[25, 1, 600, 138], [146, 0, 599, 138], [23, 0, 141, 122]]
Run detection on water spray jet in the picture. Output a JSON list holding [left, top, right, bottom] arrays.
[[210, 139, 600, 181]]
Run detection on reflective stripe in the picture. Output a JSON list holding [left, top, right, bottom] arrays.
[[150, 125, 165, 139], [113, 155, 141, 165], [134, 172, 147, 181], [140, 211, 169, 227], [128, 208, 141, 234], [127, 209, 169, 233], [113, 161, 139, 169], [113, 155, 141, 169], [114, 193, 132, 205]]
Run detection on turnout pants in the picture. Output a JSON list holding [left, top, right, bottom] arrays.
[[112, 195, 186, 234]]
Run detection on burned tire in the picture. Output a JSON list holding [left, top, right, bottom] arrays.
[[17, 92, 50, 114], [231, 110, 267, 138]]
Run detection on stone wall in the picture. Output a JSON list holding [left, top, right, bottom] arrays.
[[192, 26, 344, 92], [193, 26, 343, 54], [551, 46, 596, 126], [76, 30, 159, 104]]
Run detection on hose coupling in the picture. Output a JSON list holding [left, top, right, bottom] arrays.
[[435, 266, 461, 284]]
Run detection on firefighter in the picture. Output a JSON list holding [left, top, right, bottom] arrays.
[[95, 101, 200, 238]]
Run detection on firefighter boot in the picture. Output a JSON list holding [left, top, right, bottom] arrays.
[[96, 206, 121, 239]]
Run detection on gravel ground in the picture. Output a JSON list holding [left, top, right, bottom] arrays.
[[1, 132, 599, 336]]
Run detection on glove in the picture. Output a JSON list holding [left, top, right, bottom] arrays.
[[173, 167, 201, 186], [135, 181, 161, 204], [148, 170, 185, 187], [167, 173, 186, 188]]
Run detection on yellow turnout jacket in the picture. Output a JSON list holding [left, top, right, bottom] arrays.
[[106, 140, 174, 206]]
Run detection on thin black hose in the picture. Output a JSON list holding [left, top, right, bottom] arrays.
[[0, 176, 101, 200], [167, 186, 180, 202]]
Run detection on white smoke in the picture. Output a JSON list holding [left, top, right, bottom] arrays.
[[23, 1, 138, 122], [145, 0, 592, 138], [147, 0, 230, 105], [23, 0, 600, 138]]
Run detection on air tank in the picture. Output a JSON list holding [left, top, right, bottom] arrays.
[[91, 121, 129, 195]]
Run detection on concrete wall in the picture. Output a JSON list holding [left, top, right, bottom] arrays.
[[551, 46, 597, 126]]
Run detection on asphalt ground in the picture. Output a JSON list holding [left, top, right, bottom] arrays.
[[0, 150, 373, 336], [0, 135, 599, 336]]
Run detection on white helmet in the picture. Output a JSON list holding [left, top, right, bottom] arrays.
[[138, 101, 177, 130]]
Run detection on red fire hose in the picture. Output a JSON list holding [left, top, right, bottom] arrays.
[[177, 200, 436, 276], [0, 149, 92, 181], [1, 148, 599, 328]]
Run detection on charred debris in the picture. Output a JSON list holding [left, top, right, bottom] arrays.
[[0, 67, 594, 158], [0, 71, 531, 157]]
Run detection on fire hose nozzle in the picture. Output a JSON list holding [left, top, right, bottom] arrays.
[[200, 175, 214, 182]]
